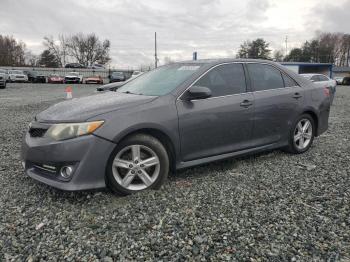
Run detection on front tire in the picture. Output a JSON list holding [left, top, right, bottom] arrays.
[[285, 114, 315, 154], [106, 134, 169, 195]]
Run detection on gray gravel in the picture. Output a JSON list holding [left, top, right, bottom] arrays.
[[0, 83, 350, 261]]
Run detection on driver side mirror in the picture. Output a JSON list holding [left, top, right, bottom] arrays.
[[184, 85, 212, 100]]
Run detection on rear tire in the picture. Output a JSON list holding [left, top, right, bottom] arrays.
[[106, 134, 169, 195], [285, 114, 315, 154]]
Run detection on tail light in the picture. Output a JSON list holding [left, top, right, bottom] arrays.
[[324, 87, 330, 97]]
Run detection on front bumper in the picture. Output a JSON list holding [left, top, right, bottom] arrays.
[[21, 132, 116, 191]]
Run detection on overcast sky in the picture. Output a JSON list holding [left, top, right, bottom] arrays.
[[1, 0, 349, 68]]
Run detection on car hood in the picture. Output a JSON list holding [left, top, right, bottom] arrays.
[[36, 92, 157, 122], [65, 75, 81, 78]]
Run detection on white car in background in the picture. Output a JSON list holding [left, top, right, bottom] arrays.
[[0, 69, 9, 82], [64, 72, 83, 84], [8, 70, 28, 83], [130, 70, 143, 79], [300, 73, 337, 104], [334, 76, 344, 85]]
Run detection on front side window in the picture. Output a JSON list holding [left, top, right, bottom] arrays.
[[118, 64, 202, 96], [282, 73, 298, 87], [247, 64, 284, 91], [194, 63, 246, 97]]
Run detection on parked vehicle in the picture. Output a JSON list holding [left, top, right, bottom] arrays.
[[24, 71, 46, 83], [130, 70, 143, 79], [0, 69, 9, 82], [334, 76, 344, 85], [343, 76, 350, 85], [109, 71, 126, 83], [85, 75, 103, 84], [300, 73, 336, 104], [8, 70, 28, 82], [65, 63, 85, 69], [87, 64, 105, 69], [64, 72, 83, 84], [0, 71, 6, 89], [21, 59, 331, 195], [48, 74, 64, 84]]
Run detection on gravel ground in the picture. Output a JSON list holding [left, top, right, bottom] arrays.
[[0, 83, 349, 261]]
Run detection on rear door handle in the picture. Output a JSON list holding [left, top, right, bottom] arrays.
[[293, 93, 302, 99], [240, 100, 253, 108]]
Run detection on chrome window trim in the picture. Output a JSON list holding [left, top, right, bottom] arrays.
[[177, 62, 246, 101], [177, 61, 300, 101]]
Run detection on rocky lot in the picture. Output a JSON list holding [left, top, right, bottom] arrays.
[[0, 83, 349, 261]]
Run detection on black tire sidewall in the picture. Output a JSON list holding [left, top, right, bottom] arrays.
[[289, 114, 315, 154], [106, 134, 169, 195]]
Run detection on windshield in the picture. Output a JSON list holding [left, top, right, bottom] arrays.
[[69, 72, 78, 76], [112, 72, 123, 76], [117, 64, 202, 96]]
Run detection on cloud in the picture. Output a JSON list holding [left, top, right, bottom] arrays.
[[0, 0, 349, 68]]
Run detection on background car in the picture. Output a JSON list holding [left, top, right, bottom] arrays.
[[334, 76, 344, 85], [130, 70, 143, 79], [24, 71, 46, 83], [64, 72, 83, 84], [48, 74, 64, 84], [85, 75, 103, 84], [8, 70, 28, 82], [0, 72, 6, 89], [65, 63, 85, 69], [300, 73, 336, 103], [109, 71, 126, 83], [0, 69, 9, 82], [342, 76, 350, 85], [87, 64, 105, 69]]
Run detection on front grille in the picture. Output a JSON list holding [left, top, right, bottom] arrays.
[[29, 127, 48, 138], [16, 76, 24, 78]]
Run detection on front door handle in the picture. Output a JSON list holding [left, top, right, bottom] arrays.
[[240, 100, 253, 108], [293, 92, 302, 99]]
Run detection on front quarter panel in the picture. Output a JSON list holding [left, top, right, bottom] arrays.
[[89, 95, 181, 159]]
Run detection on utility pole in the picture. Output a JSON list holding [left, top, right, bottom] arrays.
[[285, 36, 288, 57], [154, 32, 158, 68]]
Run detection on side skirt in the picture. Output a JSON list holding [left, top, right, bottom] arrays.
[[176, 142, 285, 170]]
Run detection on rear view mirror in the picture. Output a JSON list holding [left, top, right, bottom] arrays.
[[184, 85, 212, 100]]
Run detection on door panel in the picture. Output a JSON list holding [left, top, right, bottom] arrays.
[[176, 93, 254, 161], [251, 87, 304, 146]]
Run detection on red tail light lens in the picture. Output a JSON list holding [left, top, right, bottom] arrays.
[[324, 88, 330, 97]]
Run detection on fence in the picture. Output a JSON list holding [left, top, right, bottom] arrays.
[[0, 66, 134, 81]]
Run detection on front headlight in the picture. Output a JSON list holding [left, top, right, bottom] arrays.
[[45, 120, 104, 141]]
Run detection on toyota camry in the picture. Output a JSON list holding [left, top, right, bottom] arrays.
[[21, 59, 331, 195]]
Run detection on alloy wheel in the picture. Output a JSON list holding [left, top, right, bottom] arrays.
[[293, 119, 313, 150], [112, 144, 160, 191]]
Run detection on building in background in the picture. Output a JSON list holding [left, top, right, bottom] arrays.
[[280, 62, 333, 78]]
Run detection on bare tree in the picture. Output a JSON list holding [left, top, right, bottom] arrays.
[[0, 35, 26, 66], [163, 56, 174, 65], [273, 50, 284, 62], [66, 33, 111, 66], [43, 34, 68, 67]]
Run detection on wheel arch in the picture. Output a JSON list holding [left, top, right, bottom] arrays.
[[113, 127, 177, 172], [302, 109, 319, 136]]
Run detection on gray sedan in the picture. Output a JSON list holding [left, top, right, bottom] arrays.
[[21, 59, 331, 195]]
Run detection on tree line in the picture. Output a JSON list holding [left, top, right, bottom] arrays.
[[1, 31, 350, 68], [236, 32, 350, 66], [0, 33, 111, 68]]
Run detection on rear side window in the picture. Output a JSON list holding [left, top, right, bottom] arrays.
[[195, 63, 246, 97], [311, 75, 320, 82], [247, 64, 284, 91], [318, 75, 329, 81], [282, 73, 298, 87]]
